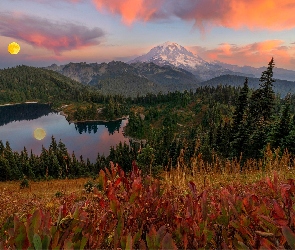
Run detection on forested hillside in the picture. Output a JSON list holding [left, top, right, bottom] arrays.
[[0, 65, 94, 106], [201, 74, 295, 98]]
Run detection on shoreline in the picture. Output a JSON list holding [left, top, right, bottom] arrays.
[[60, 112, 129, 124], [0, 101, 129, 124], [122, 127, 147, 145], [0, 101, 39, 107]]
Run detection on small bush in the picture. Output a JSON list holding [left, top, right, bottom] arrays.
[[96, 182, 103, 191], [20, 178, 29, 189], [55, 191, 63, 198], [84, 180, 94, 193]]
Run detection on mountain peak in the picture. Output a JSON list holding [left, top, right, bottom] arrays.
[[129, 41, 206, 70], [159, 41, 181, 49]]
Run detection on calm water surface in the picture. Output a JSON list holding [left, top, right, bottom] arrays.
[[0, 104, 129, 162]]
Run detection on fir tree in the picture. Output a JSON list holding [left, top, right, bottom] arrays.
[[232, 78, 249, 133], [258, 57, 276, 122], [230, 78, 250, 159]]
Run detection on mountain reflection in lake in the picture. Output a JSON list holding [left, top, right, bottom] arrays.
[[0, 103, 52, 126], [0, 103, 129, 162]]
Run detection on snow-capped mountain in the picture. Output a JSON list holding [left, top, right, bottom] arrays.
[[129, 41, 253, 80], [129, 41, 207, 70]]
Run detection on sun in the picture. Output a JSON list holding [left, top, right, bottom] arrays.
[[34, 128, 46, 140], [8, 42, 21, 55]]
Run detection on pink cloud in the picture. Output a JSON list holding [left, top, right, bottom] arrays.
[[189, 40, 295, 69], [92, 0, 163, 25], [0, 13, 105, 55]]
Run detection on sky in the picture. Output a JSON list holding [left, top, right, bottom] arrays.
[[1, 0, 295, 70]]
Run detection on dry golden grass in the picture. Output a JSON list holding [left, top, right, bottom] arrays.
[[158, 144, 295, 195], [0, 178, 89, 226]]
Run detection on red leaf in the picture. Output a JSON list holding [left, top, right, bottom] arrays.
[[105, 167, 112, 180], [272, 200, 286, 219], [260, 238, 275, 249], [132, 160, 139, 177], [202, 190, 208, 221], [287, 179, 295, 193], [266, 177, 274, 191], [242, 197, 250, 210], [107, 186, 116, 201], [281, 184, 291, 201], [156, 225, 166, 242], [114, 177, 122, 188], [62, 204, 67, 217], [139, 239, 147, 249], [117, 164, 125, 178], [132, 177, 142, 192], [161, 233, 177, 250], [43, 211, 52, 229], [188, 181, 196, 195], [274, 219, 288, 226], [250, 194, 259, 204], [146, 225, 157, 249], [183, 232, 188, 249], [99, 199, 105, 208]]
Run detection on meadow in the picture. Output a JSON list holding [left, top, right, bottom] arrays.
[[1, 145, 295, 249]]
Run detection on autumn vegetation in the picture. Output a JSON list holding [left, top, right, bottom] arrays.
[[1, 159, 295, 249]]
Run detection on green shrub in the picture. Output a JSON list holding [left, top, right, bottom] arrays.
[[84, 180, 94, 193], [55, 191, 63, 198], [20, 178, 29, 189]]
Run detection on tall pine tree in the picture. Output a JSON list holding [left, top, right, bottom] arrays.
[[258, 57, 276, 122], [232, 78, 249, 132]]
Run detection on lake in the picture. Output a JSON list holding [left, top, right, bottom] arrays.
[[0, 103, 129, 162]]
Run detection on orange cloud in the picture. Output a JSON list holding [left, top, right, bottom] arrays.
[[224, 0, 295, 30], [92, 0, 295, 30], [0, 13, 105, 55], [92, 0, 163, 25], [189, 40, 295, 69]]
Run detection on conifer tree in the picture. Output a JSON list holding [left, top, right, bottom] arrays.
[[285, 114, 295, 154], [230, 78, 250, 159], [232, 78, 249, 133], [258, 57, 276, 122]]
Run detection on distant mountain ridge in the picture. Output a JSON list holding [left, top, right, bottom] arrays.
[[201, 74, 295, 98], [213, 61, 295, 82], [45, 61, 201, 96], [129, 41, 254, 81]]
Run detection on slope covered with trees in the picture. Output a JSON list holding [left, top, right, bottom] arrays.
[[0, 65, 95, 106], [200, 73, 295, 98]]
